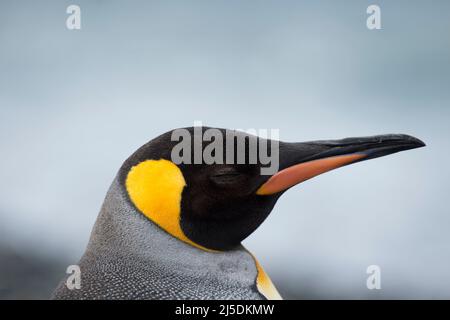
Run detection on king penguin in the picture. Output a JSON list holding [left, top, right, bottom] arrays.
[[52, 127, 425, 300]]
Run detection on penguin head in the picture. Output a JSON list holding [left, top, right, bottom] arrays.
[[120, 127, 425, 251]]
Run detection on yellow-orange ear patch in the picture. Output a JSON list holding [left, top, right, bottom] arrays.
[[125, 159, 208, 251]]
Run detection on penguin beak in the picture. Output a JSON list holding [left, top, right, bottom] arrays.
[[256, 134, 425, 195]]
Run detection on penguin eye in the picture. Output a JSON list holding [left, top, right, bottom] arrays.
[[209, 167, 246, 186]]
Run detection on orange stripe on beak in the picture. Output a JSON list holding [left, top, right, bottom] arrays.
[[256, 153, 366, 195]]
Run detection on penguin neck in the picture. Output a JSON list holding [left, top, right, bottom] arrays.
[[86, 176, 250, 263], [84, 176, 281, 300]]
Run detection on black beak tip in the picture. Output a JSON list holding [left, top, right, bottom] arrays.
[[397, 134, 426, 148], [336, 133, 426, 160]]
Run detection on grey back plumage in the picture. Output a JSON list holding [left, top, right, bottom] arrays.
[[52, 176, 264, 300]]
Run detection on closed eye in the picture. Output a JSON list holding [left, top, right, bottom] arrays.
[[209, 168, 246, 186]]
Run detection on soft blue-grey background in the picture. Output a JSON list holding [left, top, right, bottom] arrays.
[[0, 0, 449, 299]]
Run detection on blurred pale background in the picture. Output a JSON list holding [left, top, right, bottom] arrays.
[[0, 0, 449, 299]]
